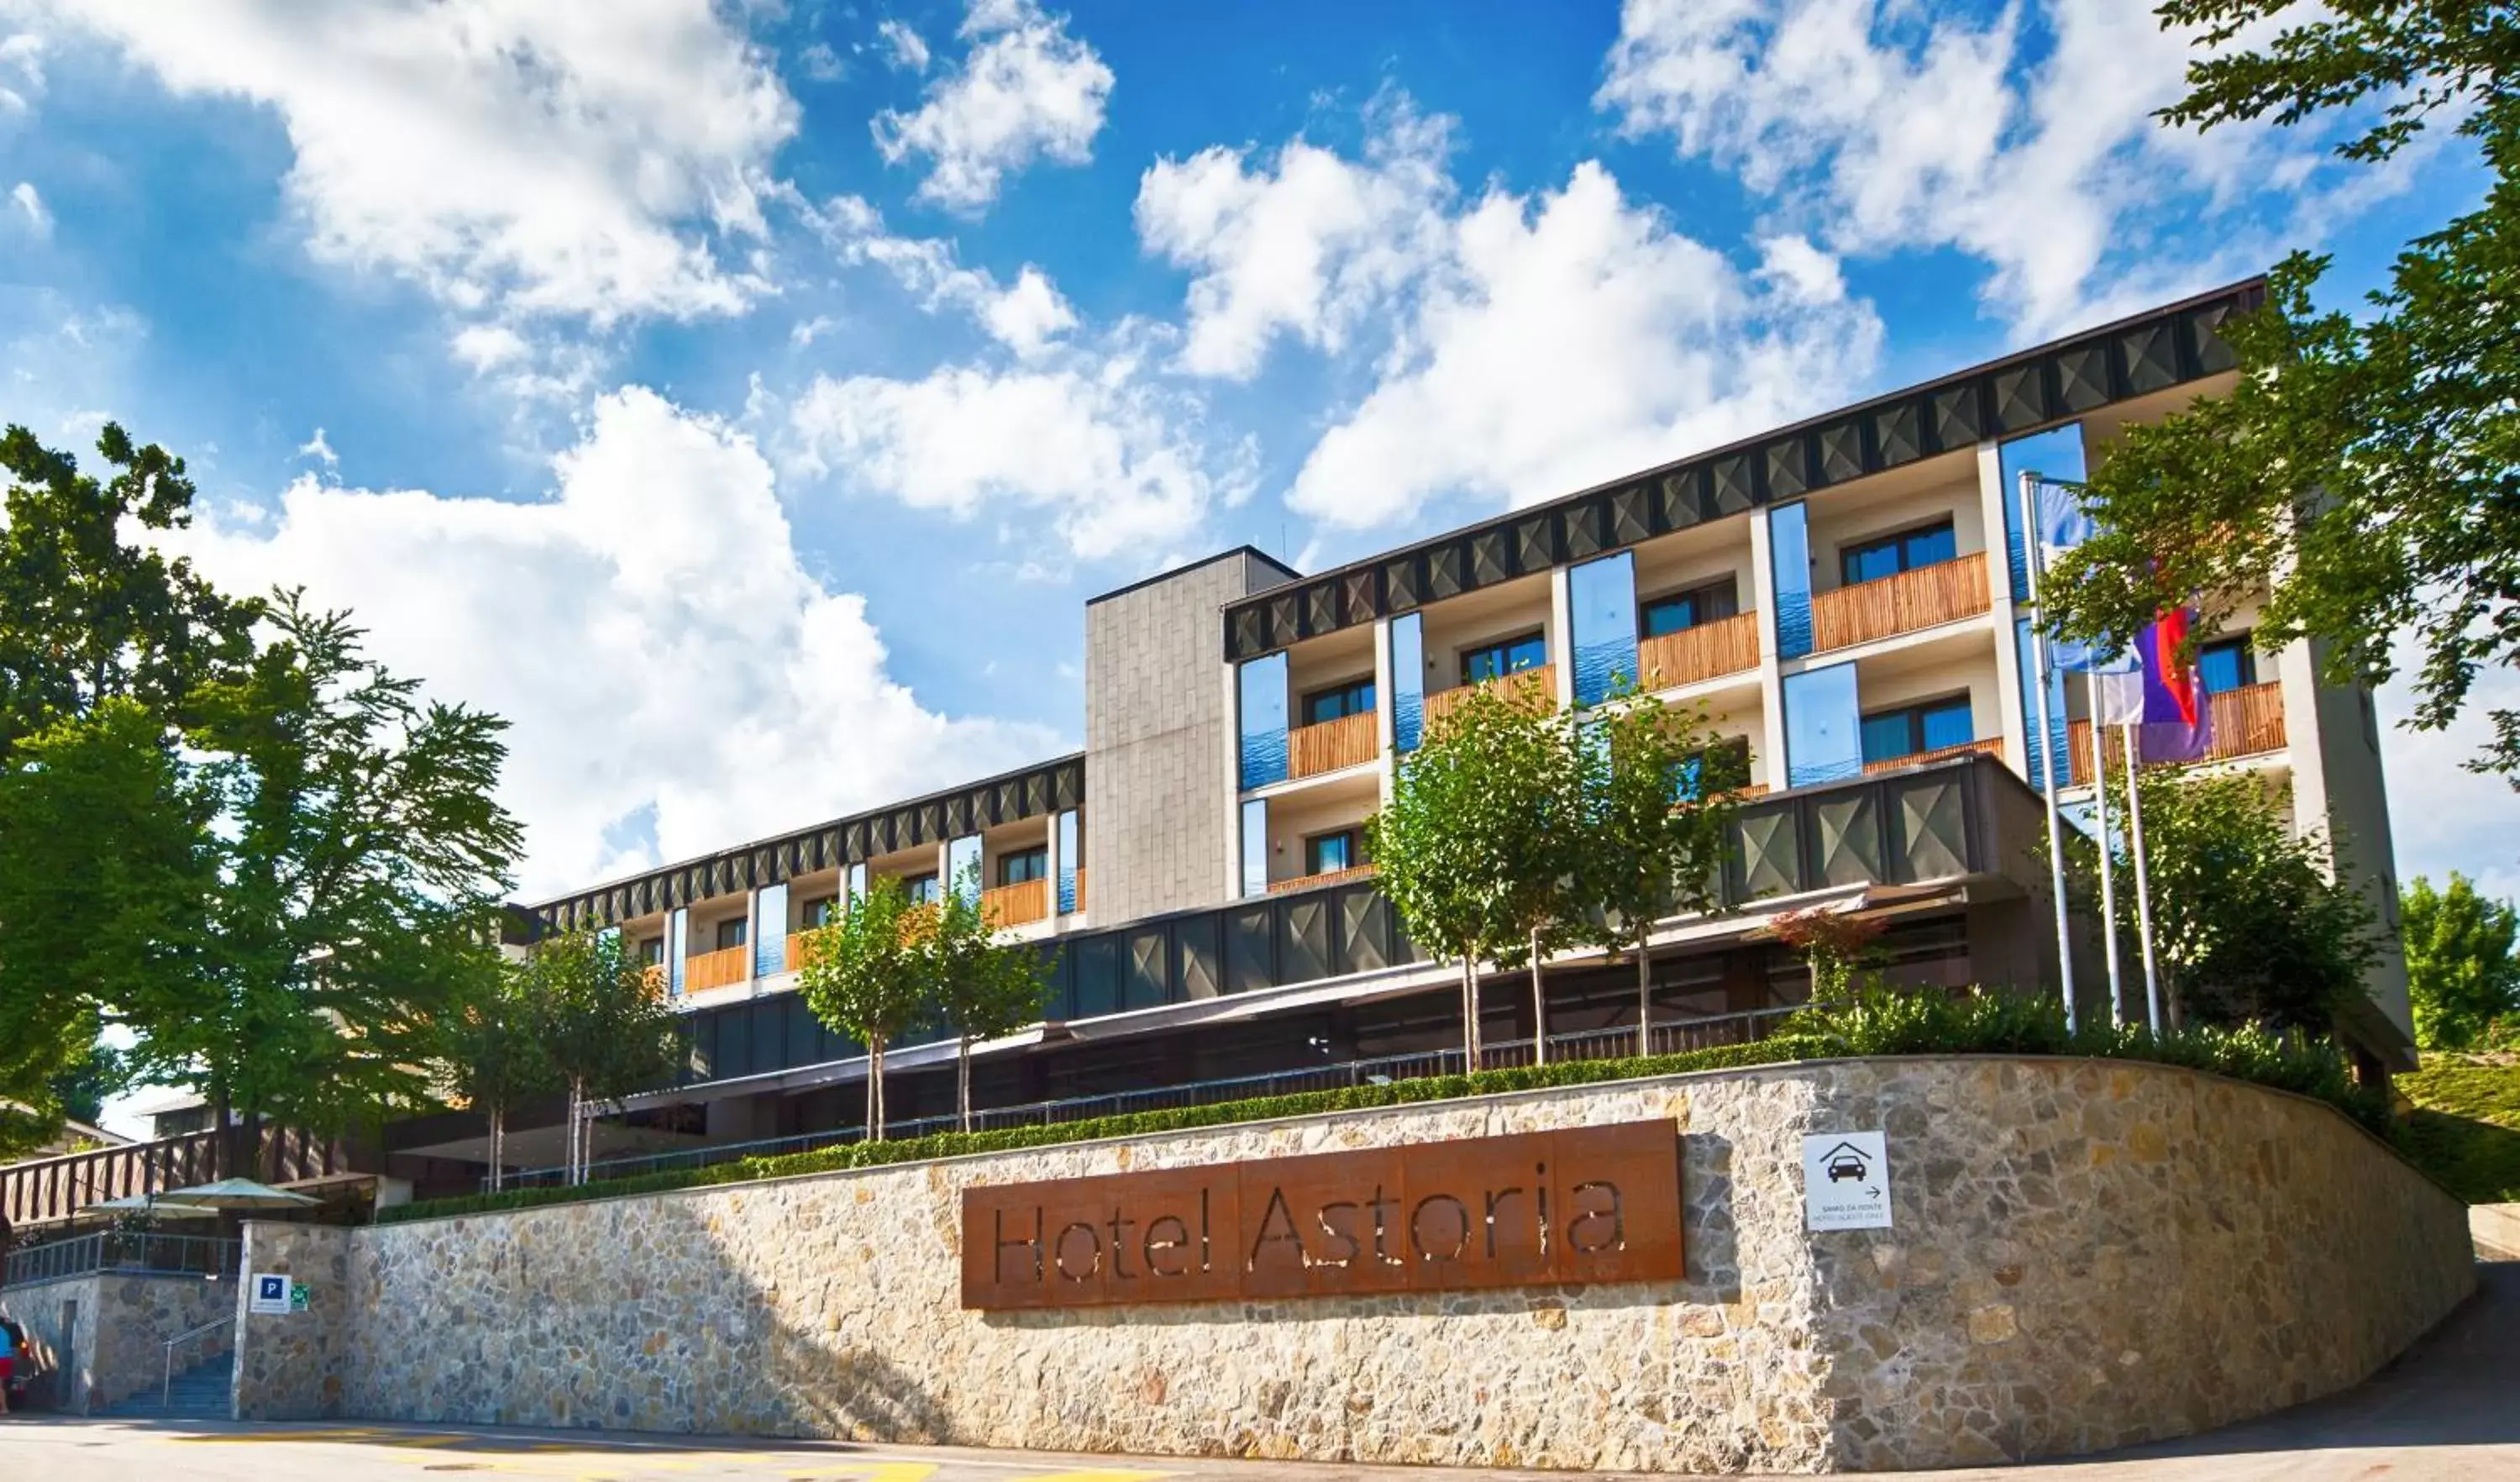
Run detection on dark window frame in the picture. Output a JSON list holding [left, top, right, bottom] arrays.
[[1458, 629, 1547, 686], [1839, 518, 1958, 588], [1304, 828, 1368, 876], [1858, 694, 1976, 765], [799, 896, 837, 929], [1300, 675, 1377, 726], [1639, 577, 1740, 639], [900, 873, 941, 905], [998, 847, 1048, 886], [2196, 635, 2258, 696], [713, 917, 748, 952]]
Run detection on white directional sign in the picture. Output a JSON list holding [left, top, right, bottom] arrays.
[[248, 1272, 293, 1316], [1802, 1130, 1892, 1231]]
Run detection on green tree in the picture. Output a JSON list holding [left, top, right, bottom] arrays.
[[2402, 873, 2520, 1049], [796, 877, 932, 1140], [0, 699, 213, 1153], [2045, 3, 2520, 780], [2108, 769, 2376, 1032], [1577, 691, 1745, 1058], [522, 927, 675, 1185], [1368, 681, 1584, 1068], [0, 423, 260, 758], [432, 963, 558, 1191], [114, 594, 524, 1170], [927, 867, 1048, 1133]]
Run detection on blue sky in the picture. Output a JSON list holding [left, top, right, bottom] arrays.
[[0, 0, 2507, 909]]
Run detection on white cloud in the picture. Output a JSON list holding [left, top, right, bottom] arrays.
[[450, 323, 529, 374], [798, 41, 845, 82], [1594, 0, 2364, 335], [807, 193, 1075, 357], [38, 0, 797, 328], [0, 31, 40, 114], [173, 387, 1052, 897], [786, 334, 1252, 562], [2376, 653, 2520, 906], [877, 18, 930, 73], [1136, 100, 1453, 380], [8, 179, 47, 236], [871, 0, 1111, 212], [295, 426, 339, 470]]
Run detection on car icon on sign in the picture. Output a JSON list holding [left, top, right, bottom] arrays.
[[1819, 1142, 1870, 1182]]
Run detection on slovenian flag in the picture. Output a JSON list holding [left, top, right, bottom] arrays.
[[2138, 610, 2213, 763]]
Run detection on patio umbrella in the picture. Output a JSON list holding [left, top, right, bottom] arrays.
[[81, 1193, 222, 1217], [158, 1178, 323, 1210]]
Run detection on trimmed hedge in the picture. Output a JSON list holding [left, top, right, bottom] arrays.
[[379, 988, 2391, 1227]]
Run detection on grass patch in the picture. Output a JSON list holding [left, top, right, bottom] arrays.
[[2397, 1053, 2520, 1205], [380, 988, 2392, 1227]]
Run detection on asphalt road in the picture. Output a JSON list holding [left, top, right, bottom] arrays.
[[3, 1263, 2512, 1482]]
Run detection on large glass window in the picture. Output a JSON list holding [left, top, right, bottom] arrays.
[[1782, 661, 1862, 787], [901, 873, 941, 906], [1860, 696, 1975, 765], [1240, 798, 1268, 898], [1305, 828, 1367, 875], [1460, 630, 1546, 686], [1055, 809, 1080, 914], [999, 846, 1047, 886], [1769, 502, 1814, 660], [1390, 613, 1425, 753], [714, 917, 748, 952], [845, 861, 867, 904], [666, 907, 688, 996], [751, 881, 787, 978], [1237, 652, 1289, 790], [1569, 551, 1639, 706], [1840, 521, 1957, 586], [2197, 636, 2257, 695], [800, 896, 837, 929], [1640, 578, 1739, 638], [1302, 677, 1375, 725], [947, 834, 984, 902], [637, 936, 664, 965]]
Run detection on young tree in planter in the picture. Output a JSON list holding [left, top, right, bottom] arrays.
[[927, 866, 1048, 1133], [525, 928, 676, 1185], [1578, 690, 1746, 1058], [797, 876, 933, 1141], [432, 963, 556, 1192], [1368, 681, 1585, 1069]]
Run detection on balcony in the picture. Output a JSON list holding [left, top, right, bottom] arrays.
[[1269, 862, 1378, 896], [1287, 709, 1378, 780], [1813, 552, 1991, 653], [1863, 737, 2004, 776], [1422, 664, 1557, 732], [2066, 681, 2288, 785], [685, 943, 749, 994], [1638, 612, 1760, 691], [983, 876, 1051, 929]]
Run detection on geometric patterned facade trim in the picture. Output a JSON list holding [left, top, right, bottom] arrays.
[[529, 753, 1086, 937], [1222, 278, 2261, 661]]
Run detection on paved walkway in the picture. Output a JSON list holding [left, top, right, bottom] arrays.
[[2, 1263, 2512, 1481]]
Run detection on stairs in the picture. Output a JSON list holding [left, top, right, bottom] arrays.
[[97, 1351, 232, 1421]]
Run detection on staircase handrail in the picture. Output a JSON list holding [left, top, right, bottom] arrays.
[[162, 1314, 234, 1411]]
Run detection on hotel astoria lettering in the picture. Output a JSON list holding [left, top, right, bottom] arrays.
[[959, 1121, 1683, 1309]]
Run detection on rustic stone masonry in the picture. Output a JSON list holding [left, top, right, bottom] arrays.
[[234, 1058, 2475, 1471], [1, 1269, 235, 1413]]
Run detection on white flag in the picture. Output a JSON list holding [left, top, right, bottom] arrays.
[[2092, 669, 2145, 727]]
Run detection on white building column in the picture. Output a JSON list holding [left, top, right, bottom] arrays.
[[1373, 615, 1397, 805], [1978, 439, 2029, 773], [1749, 508, 1788, 789], [1548, 565, 1576, 711]]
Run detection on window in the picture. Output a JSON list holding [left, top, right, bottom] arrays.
[[714, 917, 748, 951], [901, 873, 941, 906], [1460, 630, 1546, 686], [2197, 636, 2257, 695], [636, 936, 664, 966], [1302, 676, 1376, 726], [1305, 828, 1367, 875], [1840, 520, 1957, 586], [1640, 578, 1740, 639], [800, 896, 837, 929], [1860, 696, 1975, 765], [999, 847, 1048, 886]]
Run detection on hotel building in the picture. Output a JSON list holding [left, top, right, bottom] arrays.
[[391, 280, 2412, 1185]]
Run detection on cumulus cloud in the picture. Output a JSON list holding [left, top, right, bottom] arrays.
[[0, 31, 40, 114], [8, 179, 47, 236], [807, 193, 1076, 357], [295, 426, 338, 470], [173, 387, 1053, 896], [872, 0, 1111, 212], [1593, 0, 2372, 335], [876, 18, 929, 72], [37, 0, 797, 329]]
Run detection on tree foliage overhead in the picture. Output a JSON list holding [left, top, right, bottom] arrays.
[[2401, 872, 2520, 1048], [796, 875, 934, 1139], [2047, 3, 2520, 780]]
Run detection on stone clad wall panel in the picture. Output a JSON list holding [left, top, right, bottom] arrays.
[[235, 1059, 2474, 1472]]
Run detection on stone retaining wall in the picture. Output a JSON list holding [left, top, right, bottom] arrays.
[[234, 1058, 2476, 1471], [1, 1269, 235, 1412]]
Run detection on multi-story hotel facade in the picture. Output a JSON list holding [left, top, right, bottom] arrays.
[[389, 280, 2412, 1185]]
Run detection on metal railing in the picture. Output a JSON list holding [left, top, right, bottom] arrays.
[[493, 1003, 1801, 1192], [163, 1315, 234, 1410], [3, 1232, 242, 1287]]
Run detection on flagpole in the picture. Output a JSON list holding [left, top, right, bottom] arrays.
[[2086, 672, 2124, 1027], [2121, 719, 2163, 1034], [2019, 470, 2078, 1033]]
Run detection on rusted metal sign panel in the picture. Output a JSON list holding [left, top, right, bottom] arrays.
[[960, 1120, 1683, 1309]]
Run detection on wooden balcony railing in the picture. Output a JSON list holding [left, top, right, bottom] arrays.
[[684, 943, 749, 993], [1637, 612, 1761, 691], [1862, 737, 2004, 775], [1422, 664, 1557, 733], [2066, 681, 2287, 785], [982, 876, 1051, 929], [1269, 862, 1379, 895], [1287, 709, 1378, 779], [1812, 551, 1991, 652], [784, 933, 806, 973]]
